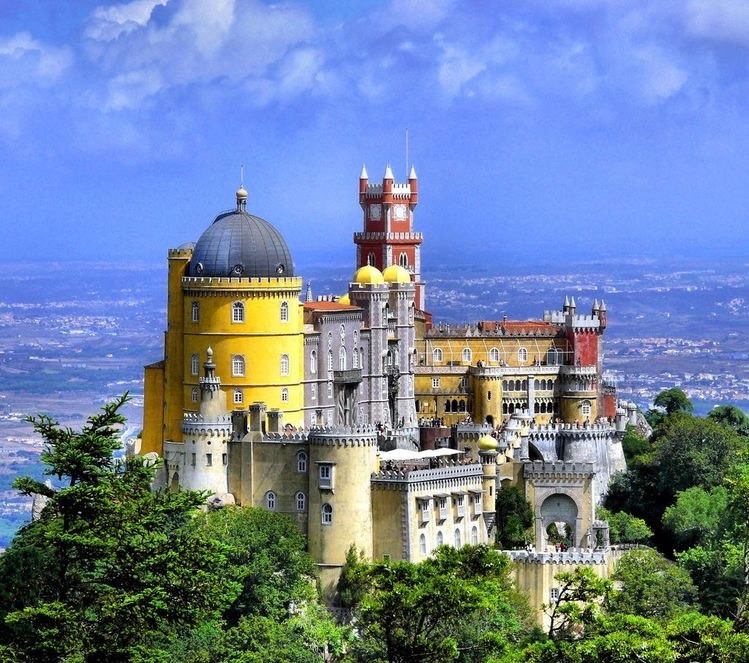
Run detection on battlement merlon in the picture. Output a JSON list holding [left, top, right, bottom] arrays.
[[523, 461, 596, 479], [371, 462, 484, 487]]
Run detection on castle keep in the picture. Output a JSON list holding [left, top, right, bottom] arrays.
[[141, 165, 629, 619]]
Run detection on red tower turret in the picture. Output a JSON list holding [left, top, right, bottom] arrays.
[[353, 164, 425, 310]]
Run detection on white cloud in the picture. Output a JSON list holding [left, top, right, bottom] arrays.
[[0, 32, 72, 85], [85, 0, 170, 41], [635, 45, 688, 103], [104, 68, 164, 110], [685, 0, 749, 46]]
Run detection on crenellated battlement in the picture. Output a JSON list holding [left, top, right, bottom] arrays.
[[504, 549, 608, 565], [371, 460, 483, 485], [523, 460, 595, 479]]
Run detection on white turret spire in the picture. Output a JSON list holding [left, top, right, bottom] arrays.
[[384, 164, 394, 179], [409, 165, 417, 179], [360, 164, 368, 179]]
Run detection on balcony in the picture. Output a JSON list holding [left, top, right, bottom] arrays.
[[333, 369, 362, 385]]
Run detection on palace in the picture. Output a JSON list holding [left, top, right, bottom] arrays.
[[140, 165, 629, 622]]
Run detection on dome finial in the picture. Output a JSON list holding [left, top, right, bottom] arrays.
[[236, 164, 248, 211]]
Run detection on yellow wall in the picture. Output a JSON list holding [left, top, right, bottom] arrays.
[[141, 362, 165, 455]]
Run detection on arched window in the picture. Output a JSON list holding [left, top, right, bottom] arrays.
[[321, 503, 333, 525], [459, 400, 466, 412], [311, 384, 317, 401], [353, 348, 360, 369], [280, 301, 289, 322], [433, 348, 443, 363], [445, 400, 451, 413], [409, 305, 414, 324], [339, 347, 347, 370], [515, 379, 522, 391], [265, 491, 276, 510], [233, 389, 243, 404], [327, 382, 333, 398], [232, 355, 245, 377], [399, 252, 408, 267], [451, 399, 458, 412], [295, 492, 306, 512], [280, 354, 289, 376], [191, 301, 200, 322], [191, 353, 199, 376], [281, 388, 289, 402], [489, 347, 499, 362], [462, 347, 472, 363], [419, 533, 427, 555], [327, 350, 333, 372], [508, 380, 514, 392], [502, 380, 508, 390], [471, 526, 478, 545], [454, 528, 462, 548], [367, 253, 375, 266], [310, 350, 317, 374], [581, 400, 591, 418], [437, 531, 444, 547], [232, 301, 244, 323], [518, 347, 528, 364], [296, 451, 308, 473], [191, 387, 199, 403]]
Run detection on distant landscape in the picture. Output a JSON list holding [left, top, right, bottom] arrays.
[[1, 256, 748, 547]]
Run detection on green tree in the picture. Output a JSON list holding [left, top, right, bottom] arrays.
[[0, 396, 238, 662], [200, 506, 318, 624], [708, 405, 749, 436], [662, 486, 729, 549], [544, 566, 612, 640], [653, 388, 693, 416], [597, 507, 653, 544], [621, 426, 651, 466], [495, 484, 534, 549], [353, 544, 526, 662], [337, 544, 368, 609], [607, 549, 697, 620]]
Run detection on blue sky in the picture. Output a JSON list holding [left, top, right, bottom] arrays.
[[3, 0, 749, 267]]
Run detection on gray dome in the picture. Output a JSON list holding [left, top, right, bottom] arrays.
[[188, 209, 294, 278]]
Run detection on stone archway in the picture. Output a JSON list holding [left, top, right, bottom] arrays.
[[539, 493, 578, 550], [170, 471, 180, 492]]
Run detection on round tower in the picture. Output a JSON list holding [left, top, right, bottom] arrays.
[[306, 425, 379, 597], [478, 434, 499, 533]]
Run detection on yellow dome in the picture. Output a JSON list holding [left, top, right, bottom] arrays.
[[382, 264, 411, 284], [353, 265, 385, 284], [479, 434, 498, 451], [338, 294, 351, 305]]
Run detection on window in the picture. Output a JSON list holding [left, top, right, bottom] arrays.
[[310, 350, 317, 374], [206, 453, 212, 467], [191, 452, 196, 467], [222, 453, 227, 466], [550, 587, 560, 601], [311, 384, 317, 401], [437, 531, 444, 547], [321, 503, 333, 525], [353, 348, 360, 369], [327, 382, 333, 398], [419, 533, 427, 555], [518, 347, 528, 364], [462, 347, 472, 363], [473, 493, 482, 515], [281, 388, 288, 402], [339, 346, 346, 370], [367, 253, 375, 266], [439, 497, 448, 520], [420, 498, 430, 523], [581, 400, 592, 418], [319, 463, 333, 489], [433, 348, 443, 363], [233, 389, 243, 404], [454, 528, 462, 548], [471, 526, 478, 545], [232, 355, 245, 377], [280, 354, 289, 376], [296, 492, 306, 512], [191, 387, 199, 403], [296, 451, 308, 473], [232, 301, 245, 323], [328, 350, 333, 373], [456, 494, 465, 517], [191, 353, 199, 376], [280, 301, 289, 322], [432, 377, 440, 389], [399, 252, 408, 267], [265, 491, 276, 510], [191, 301, 200, 322], [489, 347, 499, 362]]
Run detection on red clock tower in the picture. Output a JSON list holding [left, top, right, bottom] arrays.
[[354, 164, 425, 310]]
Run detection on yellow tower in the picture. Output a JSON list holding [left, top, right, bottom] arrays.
[[142, 186, 304, 452]]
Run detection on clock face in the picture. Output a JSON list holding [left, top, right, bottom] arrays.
[[369, 204, 382, 221], [392, 204, 408, 221]]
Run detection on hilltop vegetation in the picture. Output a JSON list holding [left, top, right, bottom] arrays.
[[1, 394, 748, 661]]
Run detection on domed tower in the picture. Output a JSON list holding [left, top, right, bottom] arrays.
[[144, 185, 304, 452], [478, 434, 499, 533]]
